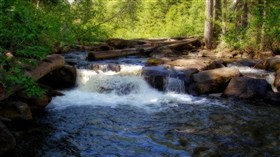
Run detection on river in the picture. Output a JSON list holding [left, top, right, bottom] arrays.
[[10, 53, 280, 157]]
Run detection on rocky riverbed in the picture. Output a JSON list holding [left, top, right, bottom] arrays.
[[1, 38, 280, 156]]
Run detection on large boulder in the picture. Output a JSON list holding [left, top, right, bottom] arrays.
[[0, 121, 16, 156], [216, 49, 254, 59], [22, 95, 52, 111], [204, 60, 225, 70], [222, 77, 271, 99], [167, 58, 213, 71], [142, 66, 169, 91], [39, 65, 77, 89], [142, 66, 198, 92], [255, 55, 280, 71], [0, 101, 32, 121], [191, 67, 241, 94]]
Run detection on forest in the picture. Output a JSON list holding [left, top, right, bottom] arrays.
[[0, 0, 279, 95], [0, 0, 280, 156]]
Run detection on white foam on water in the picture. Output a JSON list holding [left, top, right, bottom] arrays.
[[48, 66, 225, 112], [164, 77, 185, 93], [228, 65, 267, 74], [228, 65, 277, 92], [119, 64, 143, 75]]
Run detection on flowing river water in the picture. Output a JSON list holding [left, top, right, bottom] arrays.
[[10, 53, 280, 157]]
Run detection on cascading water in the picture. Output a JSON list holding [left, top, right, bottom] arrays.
[[228, 64, 278, 92], [50, 65, 213, 111], [164, 77, 185, 93], [10, 55, 280, 157]]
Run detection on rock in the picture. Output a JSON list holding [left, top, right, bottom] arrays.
[[167, 58, 213, 71], [264, 92, 280, 106], [217, 49, 254, 59], [216, 49, 240, 58], [274, 70, 280, 92], [266, 56, 280, 71], [222, 77, 271, 99], [255, 55, 280, 71], [0, 101, 32, 121], [142, 66, 198, 92], [142, 67, 169, 91], [256, 51, 273, 59], [89, 64, 121, 72], [204, 60, 225, 70], [198, 49, 216, 57], [39, 65, 77, 89], [148, 46, 174, 58], [183, 68, 199, 92], [191, 67, 241, 94], [107, 64, 121, 72], [146, 58, 165, 66], [0, 121, 16, 156], [21, 95, 52, 111], [230, 59, 258, 67]]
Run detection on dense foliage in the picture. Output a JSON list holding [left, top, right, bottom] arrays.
[[0, 0, 279, 97]]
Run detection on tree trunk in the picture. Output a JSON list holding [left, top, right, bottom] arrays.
[[260, 0, 267, 50], [256, 0, 264, 47], [233, 0, 242, 33], [213, 0, 222, 42], [0, 54, 65, 102], [204, 0, 214, 49], [222, 0, 227, 35], [241, 0, 249, 28]]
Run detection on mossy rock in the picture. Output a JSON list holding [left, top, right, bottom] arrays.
[[146, 58, 165, 66]]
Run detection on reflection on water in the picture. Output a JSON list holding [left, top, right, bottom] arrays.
[[11, 101, 280, 157]]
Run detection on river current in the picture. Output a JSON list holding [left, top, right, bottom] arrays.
[[10, 54, 280, 157]]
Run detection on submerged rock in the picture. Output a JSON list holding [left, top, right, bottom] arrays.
[[146, 58, 166, 66], [0, 101, 32, 121], [0, 121, 16, 156], [222, 77, 271, 99], [191, 67, 240, 94], [89, 63, 121, 73], [26, 95, 52, 111]]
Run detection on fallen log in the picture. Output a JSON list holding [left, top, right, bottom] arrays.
[[26, 54, 65, 80], [87, 47, 154, 60], [0, 54, 65, 101]]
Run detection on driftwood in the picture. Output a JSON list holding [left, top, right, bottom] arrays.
[[26, 54, 65, 80], [0, 54, 65, 101], [88, 47, 155, 60], [87, 37, 201, 60]]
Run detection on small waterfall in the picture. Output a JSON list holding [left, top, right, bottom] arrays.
[[164, 77, 185, 93], [80, 75, 149, 95], [49, 65, 218, 111]]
